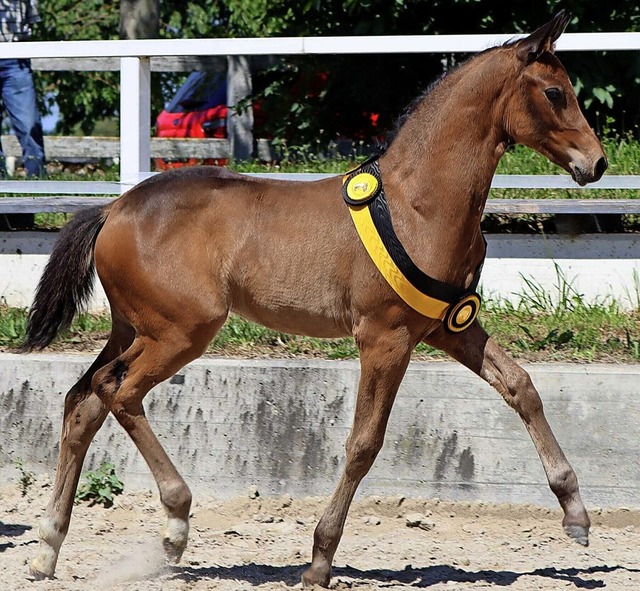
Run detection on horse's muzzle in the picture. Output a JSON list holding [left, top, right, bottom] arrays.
[[570, 156, 608, 186]]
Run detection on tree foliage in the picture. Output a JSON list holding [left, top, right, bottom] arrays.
[[33, 1, 640, 139], [35, 1, 119, 133]]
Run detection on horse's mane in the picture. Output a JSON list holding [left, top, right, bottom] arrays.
[[386, 43, 509, 148], [386, 74, 447, 146]]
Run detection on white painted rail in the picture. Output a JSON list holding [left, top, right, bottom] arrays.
[[3, 32, 640, 59]]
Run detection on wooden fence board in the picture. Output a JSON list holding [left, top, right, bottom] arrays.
[[483, 198, 640, 214], [0, 197, 114, 214], [31, 56, 246, 72], [1, 136, 230, 159]]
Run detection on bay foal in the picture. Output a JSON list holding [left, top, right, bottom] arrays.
[[22, 12, 606, 587]]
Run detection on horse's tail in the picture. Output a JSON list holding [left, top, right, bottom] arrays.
[[20, 205, 110, 352]]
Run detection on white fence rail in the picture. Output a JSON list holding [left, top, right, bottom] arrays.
[[1, 32, 639, 192]]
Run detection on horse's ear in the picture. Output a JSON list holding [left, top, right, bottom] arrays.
[[516, 10, 571, 64]]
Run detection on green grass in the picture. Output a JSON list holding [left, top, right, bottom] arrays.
[[0, 308, 111, 349], [34, 212, 73, 229], [482, 296, 640, 363]]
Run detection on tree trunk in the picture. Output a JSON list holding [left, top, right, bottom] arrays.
[[120, 0, 160, 39], [227, 56, 254, 162]]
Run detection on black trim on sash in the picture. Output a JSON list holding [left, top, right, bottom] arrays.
[[369, 193, 467, 304]]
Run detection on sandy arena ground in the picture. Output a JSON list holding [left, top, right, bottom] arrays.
[[1, 477, 639, 591]]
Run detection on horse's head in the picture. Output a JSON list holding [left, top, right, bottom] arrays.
[[503, 11, 607, 185]]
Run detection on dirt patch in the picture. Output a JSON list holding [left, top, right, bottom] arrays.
[[1, 479, 639, 590]]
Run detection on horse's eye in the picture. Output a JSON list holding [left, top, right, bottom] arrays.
[[544, 87, 563, 103]]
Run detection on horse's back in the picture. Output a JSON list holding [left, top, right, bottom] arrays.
[[114, 165, 338, 216]]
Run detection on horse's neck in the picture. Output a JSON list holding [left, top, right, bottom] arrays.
[[378, 56, 511, 280], [383, 55, 510, 223]]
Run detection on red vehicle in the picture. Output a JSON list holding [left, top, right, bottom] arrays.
[[155, 71, 265, 169]]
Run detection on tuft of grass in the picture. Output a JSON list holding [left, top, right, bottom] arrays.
[[481, 265, 640, 362], [15, 458, 35, 497], [0, 306, 27, 346], [75, 462, 124, 508], [0, 305, 110, 349], [34, 212, 73, 230], [210, 316, 360, 359]]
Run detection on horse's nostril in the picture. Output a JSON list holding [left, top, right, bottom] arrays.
[[595, 156, 608, 179]]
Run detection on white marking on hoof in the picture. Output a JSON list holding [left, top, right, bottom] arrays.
[[162, 517, 189, 563], [29, 551, 57, 580], [29, 517, 65, 578], [564, 524, 589, 546]]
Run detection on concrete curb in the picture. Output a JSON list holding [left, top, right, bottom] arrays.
[[1, 353, 638, 508]]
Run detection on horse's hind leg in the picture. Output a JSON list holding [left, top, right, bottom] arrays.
[[302, 321, 414, 588], [30, 318, 135, 579], [90, 318, 223, 564], [427, 321, 590, 545]]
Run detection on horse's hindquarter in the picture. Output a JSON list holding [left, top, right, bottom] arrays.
[[95, 169, 361, 339]]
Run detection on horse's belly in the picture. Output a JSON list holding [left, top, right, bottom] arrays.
[[230, 282, 351, 339], [227, 218, 355, 338]]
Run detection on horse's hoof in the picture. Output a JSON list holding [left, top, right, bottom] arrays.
[[162, 537, 185, 564], [29, 560, 54, 580], [301, 564, 331, 588], [162, 518, 188, 564], [564, 524, 589, 546]]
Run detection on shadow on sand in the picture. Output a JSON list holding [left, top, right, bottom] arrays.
[[170, 561, 640, 588], [0, 521, 33, 553]]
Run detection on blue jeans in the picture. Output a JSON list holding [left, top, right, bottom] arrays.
[[0, 58, 46, 177]]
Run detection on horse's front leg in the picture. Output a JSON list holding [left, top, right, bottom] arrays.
[[302, 321, 414, 588], [427, 321, 590, 545]]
